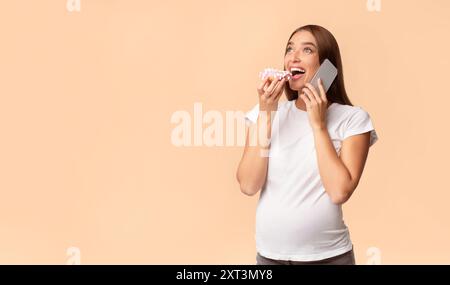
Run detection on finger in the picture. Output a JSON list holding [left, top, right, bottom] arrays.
[[305, 83, 322, 104], [317, 78, 328, 102], [273, 90, 284, 102], [272, 77, 286, 97], [302, 87, 316, 105], [300, 93, 311, 109], [257, 77, 270, 95], [271, 79, 286, 102], [267, 80, 283, 101], [265, 76, 280, 96]]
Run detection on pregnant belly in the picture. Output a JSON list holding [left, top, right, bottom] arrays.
[[255, 198, 349, 252]]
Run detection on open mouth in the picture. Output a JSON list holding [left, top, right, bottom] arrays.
[[290, 67, 306, 80]]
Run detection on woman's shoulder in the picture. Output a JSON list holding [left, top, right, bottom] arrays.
[[244, 100, 292, 125], [330, 102, 371, 118], [328, 102, 374, 129], [329, 102, 378, 146], [246, 100, 291, 114]]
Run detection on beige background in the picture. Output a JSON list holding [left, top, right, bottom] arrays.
[[0, 0, 449, 264]]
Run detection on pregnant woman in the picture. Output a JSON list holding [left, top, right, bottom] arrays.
[[236, 25, 378, 265]]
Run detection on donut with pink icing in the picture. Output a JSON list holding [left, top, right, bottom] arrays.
[[259, 68, 292, 80]]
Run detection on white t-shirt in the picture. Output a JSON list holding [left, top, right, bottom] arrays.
[[245, 100, 378, 261]]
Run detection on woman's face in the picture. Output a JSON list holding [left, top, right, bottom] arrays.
[[284, 30, 321, 92]]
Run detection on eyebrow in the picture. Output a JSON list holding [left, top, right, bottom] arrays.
[[287, 41, 317, 48]]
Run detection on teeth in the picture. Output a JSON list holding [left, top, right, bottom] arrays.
[[290, 67, 305, 73]]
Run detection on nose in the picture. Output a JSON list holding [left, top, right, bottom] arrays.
[[287, 55, 301, 68]]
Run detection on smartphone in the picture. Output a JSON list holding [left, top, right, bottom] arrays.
[[309, 58, 338, 93]]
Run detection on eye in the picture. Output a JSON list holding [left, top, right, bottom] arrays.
[[285, 46, 293, 53], [304, 47, 313, 54]]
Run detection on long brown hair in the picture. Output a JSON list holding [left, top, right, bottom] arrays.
[[283, 25, 353, 106]]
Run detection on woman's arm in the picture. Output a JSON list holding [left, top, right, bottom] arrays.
[[236, 113, 273, 196], [237, 75, 287, 196], [300, 79, 371, 205], [312, 128, 371, 204]]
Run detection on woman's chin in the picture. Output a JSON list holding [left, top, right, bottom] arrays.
[[288, 83, 305, 91]]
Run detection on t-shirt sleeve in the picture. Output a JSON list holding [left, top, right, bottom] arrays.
[[343, 107, 378, 147], [245, 103, 260, 126]]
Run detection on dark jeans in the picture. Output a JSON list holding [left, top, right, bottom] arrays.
[[256, 248, 356, 265]]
